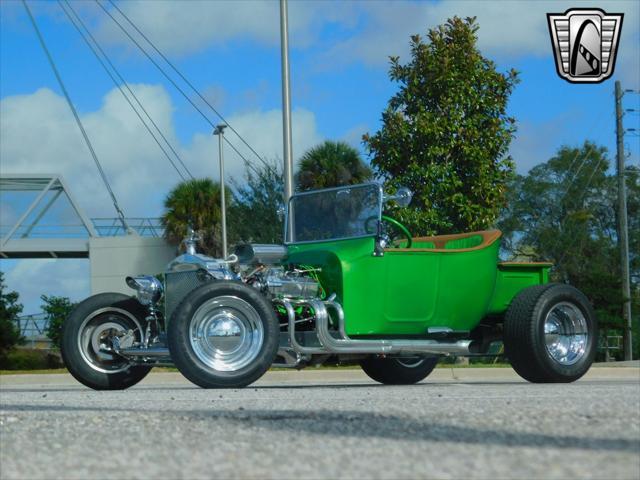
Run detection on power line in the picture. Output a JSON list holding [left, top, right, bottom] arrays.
[[105, 0, 275, 174], [554, 155, 607, 269], [59, 0, 192, 181], [21, 0, 131, 234], [223, 137, 263, 178], [95, 0, 270, 179], [64, 0, 193, 180]]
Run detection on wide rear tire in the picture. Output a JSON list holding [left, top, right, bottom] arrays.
[[61, 293, 152, 390], [360, 356, 438, 385], [168, 281, 279, 389], [504, 283, 597, 383]]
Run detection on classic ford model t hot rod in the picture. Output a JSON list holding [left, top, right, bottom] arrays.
[[61, 183, 597, 389]]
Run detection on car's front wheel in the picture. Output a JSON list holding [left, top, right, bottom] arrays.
[[360, 356, 438, 385], [503, 283, 597, 383], [168, 281, 279, 388]]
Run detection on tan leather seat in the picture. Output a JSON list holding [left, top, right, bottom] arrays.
[[390, 230, 502, 252]]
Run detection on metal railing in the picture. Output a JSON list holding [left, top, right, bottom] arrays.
[[14, 313, 52, 348], [92, 218, 165, 237], [0, 217, 164, 238], [1, 218, 165, 239]]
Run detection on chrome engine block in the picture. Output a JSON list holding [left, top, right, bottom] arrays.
[[252, 267, 319, 300]]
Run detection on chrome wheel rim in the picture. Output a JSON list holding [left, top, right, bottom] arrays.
[[544, 301, 589, 366], [189, 295, 264, 372], [77, 308, 142, 374]]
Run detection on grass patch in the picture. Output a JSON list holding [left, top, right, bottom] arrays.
[[0, 361, 512, 375], [0, 368, 68, 375], [0, 349, 64, 371]]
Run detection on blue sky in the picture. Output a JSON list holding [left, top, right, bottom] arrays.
[[1, 0, 639, 313]]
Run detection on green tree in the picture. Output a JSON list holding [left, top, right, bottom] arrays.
[[42, 295, 76, 350], [364, 16, 518, 235], [162, 178, 230, 257], [229, 160, 284, 244], [0, 272, 24, 359], [296, 141, 372, 192], [499, 142, 640, 357]]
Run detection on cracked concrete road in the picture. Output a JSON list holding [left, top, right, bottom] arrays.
[[1, 366, 639, 480]]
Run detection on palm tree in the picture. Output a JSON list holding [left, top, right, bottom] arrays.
[[162, 178, 230, 257], [229, 160, 284, 244], [296, 141, 373, 191]]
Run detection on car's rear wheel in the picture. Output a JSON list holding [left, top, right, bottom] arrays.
[[61, 293, 152, 390], [360, 356, 438, 385], [168, 281, 279, 388], [504, 283, 597, 383]]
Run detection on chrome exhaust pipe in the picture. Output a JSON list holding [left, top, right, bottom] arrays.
[[117, 347, 171, 358], [279, 298, 472, 356], [320, 300, 472, 355], [279, 299, 327, 354]]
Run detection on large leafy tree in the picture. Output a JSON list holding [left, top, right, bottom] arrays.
[[499, 142, 639, 355], [162, 178, 230, 257], [0, 272, 24, 359], [296, 141, 372, 192], [364, 17, 518, 235], [229, 160, 284, 244], [42, 295, 76, 350]]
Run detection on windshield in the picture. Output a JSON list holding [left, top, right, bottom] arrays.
[[286, 183, 382, 244]]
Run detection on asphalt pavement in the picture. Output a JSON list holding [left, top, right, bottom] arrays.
[[1, 366, 639, 480]]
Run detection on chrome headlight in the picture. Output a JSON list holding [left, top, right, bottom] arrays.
[[125, 275, 163, 306]]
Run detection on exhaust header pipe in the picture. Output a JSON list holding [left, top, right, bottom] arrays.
[[279, 298, 473, 356]]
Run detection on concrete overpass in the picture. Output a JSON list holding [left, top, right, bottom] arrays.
[[1, 174, 176, 295]]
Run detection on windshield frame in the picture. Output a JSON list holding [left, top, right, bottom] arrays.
[[284, 182, 383, 245]]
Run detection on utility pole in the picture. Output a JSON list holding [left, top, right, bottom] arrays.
[[214, 124, 228, 259], [615, 80, 632, 361], [279, 0, 294, 202]]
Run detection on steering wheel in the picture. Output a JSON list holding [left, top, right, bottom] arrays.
[[382, 215, 412, 248], [364, 215, 413, 248]]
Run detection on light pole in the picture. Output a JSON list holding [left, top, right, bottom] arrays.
[[213, 124, 228, 259], [280, 0, 294, 202], [615, 81, 632, 360]]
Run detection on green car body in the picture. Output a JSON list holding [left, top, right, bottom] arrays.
[[287, 233, 551, 337]]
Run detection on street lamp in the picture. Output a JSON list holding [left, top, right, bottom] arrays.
[[213, 124, 228, 258]]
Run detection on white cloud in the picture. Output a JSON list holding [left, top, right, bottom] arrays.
[[1, 259, 90, 314], [0, 86, 324, 219], [341, 123, 369, 151], [321, 1, 639, 67], [94, 0, 355, 56], [0, 85, 179, 217], [80, 0, 639, 88], [184, 107, 323, 182]]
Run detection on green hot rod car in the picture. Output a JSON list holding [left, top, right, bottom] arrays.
[[61, 183, 597, 389]]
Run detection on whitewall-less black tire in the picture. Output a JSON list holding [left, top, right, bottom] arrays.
[[504, 283, 597, 383], [168, 281, 279, 389]]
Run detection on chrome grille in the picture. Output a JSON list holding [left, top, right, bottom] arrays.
[[164, 271, 207, 322]]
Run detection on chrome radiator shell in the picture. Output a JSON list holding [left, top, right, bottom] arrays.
[[164, 270, 207, 322]]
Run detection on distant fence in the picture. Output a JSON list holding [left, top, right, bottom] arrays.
[[15, 313, 52, 349]]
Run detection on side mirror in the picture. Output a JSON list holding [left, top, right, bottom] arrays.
[[384, 187, 413, 207]]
